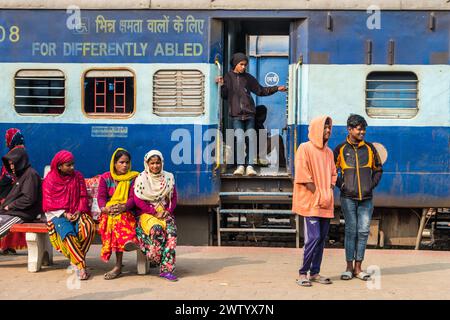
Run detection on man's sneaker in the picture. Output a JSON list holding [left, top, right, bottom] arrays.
[[246, 165, 257, 176], [160, 272, 178, 282], [233, 165, 245, 176]]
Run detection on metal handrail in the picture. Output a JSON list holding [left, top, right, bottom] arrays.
[[213, 56, 223, 176]]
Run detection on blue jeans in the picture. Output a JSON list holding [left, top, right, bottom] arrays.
[[340, 196, 374, 262], [232, 117, 256, 165], [299, 217, 330, 275]]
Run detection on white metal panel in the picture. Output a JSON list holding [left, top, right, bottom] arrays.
[[0, 63, 214, 125], [153, 69, 205, 117], [365, 72, 419, 119], [0, 0, 150, 9], [299, 64, 450, 127], [1, 0, 449, 10], [16, 70, 64, 77], [85, 70, 133, 78]]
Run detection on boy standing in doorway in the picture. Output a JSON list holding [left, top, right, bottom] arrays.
[[216, 52, 286, 176], [334, 114, 383, 281], [293, 116, 336, 287]]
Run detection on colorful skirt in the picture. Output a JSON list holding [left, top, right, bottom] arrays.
[[47, 213, 96, 270], [136, 214, 177, 273], [98, 211, 137, 262], [0, 232, 27, 251]]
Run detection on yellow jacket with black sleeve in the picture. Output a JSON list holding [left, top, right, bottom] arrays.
[[333, 137, 383, 201]]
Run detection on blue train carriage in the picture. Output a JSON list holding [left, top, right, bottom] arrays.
[[0, 1, 449, 246]]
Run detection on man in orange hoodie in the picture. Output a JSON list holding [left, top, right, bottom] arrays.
[[292, 116, 337, 287]]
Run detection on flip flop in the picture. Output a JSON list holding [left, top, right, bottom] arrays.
[[77, 269, 91, 281], [354, 271, 371, 281], [296, 278, 312, 287], [160, 272, 179, 282], [310, 275, 333, 284], [124, 241, 140, 252], [340, 271, 353, 280], [104, 270, 122, 280]]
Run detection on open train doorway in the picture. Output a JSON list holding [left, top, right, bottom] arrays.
[[215, 19, 299, 248], [220, 20, 291, 178]]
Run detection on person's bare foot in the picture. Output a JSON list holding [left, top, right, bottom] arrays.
[[346, 261, 354, 274], [353, 261, 363, 276]]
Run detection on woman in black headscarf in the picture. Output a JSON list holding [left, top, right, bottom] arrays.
[[0, 128, 27, 254]]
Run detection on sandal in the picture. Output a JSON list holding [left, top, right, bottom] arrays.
[[124, 241, 140, 252], [354, 271, 371, 281], [340, 271, 353, 280], [296, 278, 312, 287], [77, 269, 90, 281], [104, 270, 122, 280], [1, 248, 17, 255], [160, 272, 178, 282], [309, 275, 332, 285], [5, 248, 17, 255]]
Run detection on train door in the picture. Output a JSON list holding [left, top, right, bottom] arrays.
[[215, 20, 299, 247], [248, 35, 289, 173], [219, 20, 292, 177]]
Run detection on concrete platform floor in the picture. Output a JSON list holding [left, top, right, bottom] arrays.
[[1, 245, 449, 300]]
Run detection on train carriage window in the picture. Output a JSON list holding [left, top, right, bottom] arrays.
[[14, 70, 65, 115], [366, 72, 419, 119], [153, 70, 205, 117], [83, 69, 134, 117]]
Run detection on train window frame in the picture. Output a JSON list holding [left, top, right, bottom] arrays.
[[14, 69, 66, 116], [82, 68, 136, 119], [153, 69, 205, 117], [365, 71, 419, 119]]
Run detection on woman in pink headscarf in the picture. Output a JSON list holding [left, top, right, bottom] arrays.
[[42, 150, 96, 280]]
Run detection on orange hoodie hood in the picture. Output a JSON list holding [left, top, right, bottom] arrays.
[[307, 115, 332, 149]]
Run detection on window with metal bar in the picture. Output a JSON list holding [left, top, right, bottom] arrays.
[[14, 70, 65, 115], [366, 71, 419, 119], [84, 69, 134, 116], [153, 70, 205, 117]]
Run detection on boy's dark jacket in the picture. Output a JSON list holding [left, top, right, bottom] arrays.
[[221, 71, 278, 120], [0, 148, 42, 221]]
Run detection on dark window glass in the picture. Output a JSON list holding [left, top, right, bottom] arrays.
[[84, 76, 134, 115], [15, 74, 65, 115]]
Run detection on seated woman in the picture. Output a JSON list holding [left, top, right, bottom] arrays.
[[0, 129, 27, 254], [131, 150, 178, 281], [42, 150, 96, 280], [98, 148, 140, 280], [0, 148, 42, 242]]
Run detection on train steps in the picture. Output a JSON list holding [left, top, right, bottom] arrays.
[[215, 173, 299, 248]]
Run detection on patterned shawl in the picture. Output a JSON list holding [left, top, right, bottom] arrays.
[[134, 150, 175, 206]]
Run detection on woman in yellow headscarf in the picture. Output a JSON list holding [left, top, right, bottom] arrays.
[[97, 148, 139, 280]]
